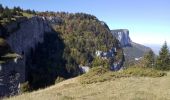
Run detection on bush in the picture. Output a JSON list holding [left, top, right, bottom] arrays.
[[20, 82, 30, 93], [79, 67, 109, 84], [92, 57, 110, 68], [55, 76, 65, 83], [79, 67, 166, 84]]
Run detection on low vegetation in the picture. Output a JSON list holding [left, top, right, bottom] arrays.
[[128, 41, 170, 72], [5, 68, 170, 100], [79, 67, 166, 84], [0, 4, 35, 25], [0, 4, 170, 100]]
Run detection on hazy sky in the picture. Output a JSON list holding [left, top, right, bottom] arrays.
[[0, 0, 170, 45]]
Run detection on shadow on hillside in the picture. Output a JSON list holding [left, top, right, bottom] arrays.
[[26, 31, 71, 90]]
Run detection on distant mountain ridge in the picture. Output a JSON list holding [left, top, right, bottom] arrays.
[[123, 42, 151, 62], [111, 29, 151, 65]]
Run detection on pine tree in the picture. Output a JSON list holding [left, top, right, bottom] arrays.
[[0, 4, 4, 13], [156, 41, 170, 70], [143, 50, 155, 68], [2, 6, 12, 19]]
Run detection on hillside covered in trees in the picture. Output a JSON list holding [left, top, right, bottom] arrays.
[[28, 12, 123, 89], [0, 4, 123, 93]]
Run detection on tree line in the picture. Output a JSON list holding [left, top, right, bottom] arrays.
[[0, 4, 36, 20], [143, 41, 170, 70]]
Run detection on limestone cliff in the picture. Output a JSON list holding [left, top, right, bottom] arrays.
[[111, 29, 151, 66], [0, 14, 124, 97], [0, 16, 53, 97], [111, 29, 131, 47]]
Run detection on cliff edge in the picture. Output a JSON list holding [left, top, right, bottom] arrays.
[[111, 29, 151, 65]]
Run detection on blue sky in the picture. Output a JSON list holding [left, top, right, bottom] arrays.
[[0, 0, 170, 45]]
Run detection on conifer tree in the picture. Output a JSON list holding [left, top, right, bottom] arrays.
[[156, 41, 170, 70], [143, 50, 155, 68], [0, 4, 4, 13]]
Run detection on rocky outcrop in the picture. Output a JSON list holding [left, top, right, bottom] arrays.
[[111, 29, 151, 66], [0, 16, 54, 97], [111, 29, 131, 47], [96, 47, 125, 71], [79, 66, 90, 73], [96, 48, 116, 59], [0, 14, 125, 97], [0, 58, 24, 97], [7, 16, 52, 55]]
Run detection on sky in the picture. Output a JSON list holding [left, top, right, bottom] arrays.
[[0, 0, 170, 45]]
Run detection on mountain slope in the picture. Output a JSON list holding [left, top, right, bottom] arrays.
[[6, 72, 170, 100], [111, 29, 151, 66], [124, 42, 151, 62], [0, 9, 123, 96]]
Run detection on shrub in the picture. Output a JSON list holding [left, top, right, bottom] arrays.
[[20, 82, 30, 93], [55, 76, 65, 83], [79, 67, 109, 84], [79, 67, 166, 84], [92, 57, 110, 68]]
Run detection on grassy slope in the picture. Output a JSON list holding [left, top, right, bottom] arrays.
[[5, 71, 170, 100]]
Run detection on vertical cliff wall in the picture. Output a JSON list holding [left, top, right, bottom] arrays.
[[0, 58, 24, 96], [7, 17, 52, 56], [111, 29, 151, 66], [0, 16, 52, 97], [111, 29, 131, 47]]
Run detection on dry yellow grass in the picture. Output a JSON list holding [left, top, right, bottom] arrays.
[[5, 72, 170, 100]]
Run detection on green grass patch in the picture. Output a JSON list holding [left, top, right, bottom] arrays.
[[122, 67, 166, 77], [22, 12, 33, 18], [79, 67, 166, 84]]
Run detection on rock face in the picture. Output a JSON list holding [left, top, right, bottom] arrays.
[[0, 15, 125, 97], [111, 29, 131, 47], [0, 58, 24, 96], [0, 16, 54, 97], [96, 48, 125, 71], [96, 48, 116, 59], [7, 16, 52, 56], [111, 29, 151, 66]]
